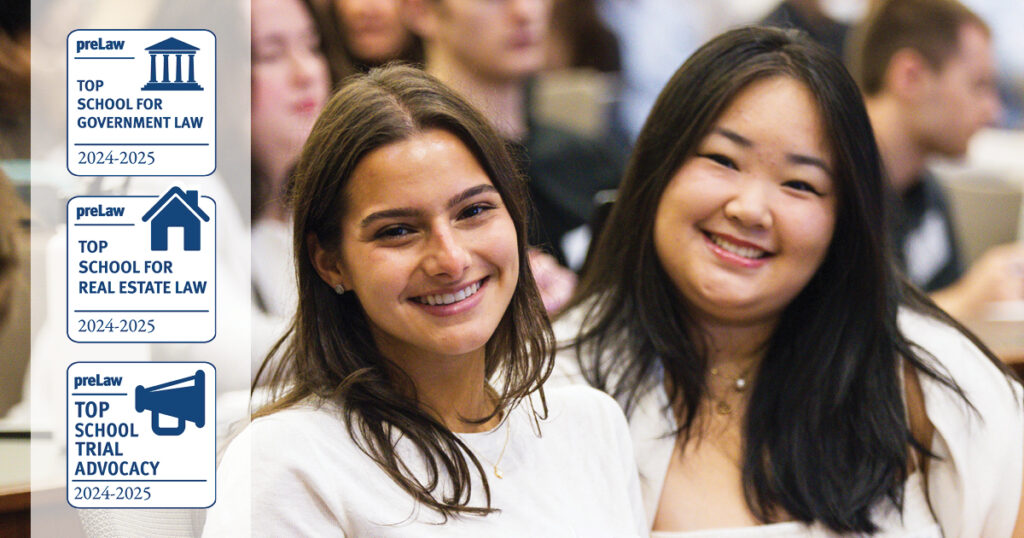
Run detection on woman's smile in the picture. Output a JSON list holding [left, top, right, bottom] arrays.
[[409, 277, 488, 315], [702, 230, 773, 268]]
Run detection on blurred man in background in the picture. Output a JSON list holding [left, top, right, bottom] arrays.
[[850, 0, 1024, 319]]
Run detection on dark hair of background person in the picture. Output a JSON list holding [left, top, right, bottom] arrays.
[[0, 2, 30, 417], [0, 168, 28, 417], [548, 0, 620, 72], [0, 2, 30, 159], [305, 0, 358, 84], [253, 65, 554, 519], [847, 0, 989, 96], [759, 0, 850, 60], [250, 0, 354, 221], [0, 169, 25, 330], [321, 0, 424, 71], [561, 26, 1013, 533], [0, 0, 29, 39]]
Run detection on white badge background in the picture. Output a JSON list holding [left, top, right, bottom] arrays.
[[67, 29, 216, 177], [67, 193, 216, 343], [66, 361, 216, 509]]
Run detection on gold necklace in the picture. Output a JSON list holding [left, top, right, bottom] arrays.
[[472, 417, 511, 479], [708, 363, 756, 415]]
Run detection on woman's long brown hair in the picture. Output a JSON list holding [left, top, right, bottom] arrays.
[[254, 65, 554, 520]]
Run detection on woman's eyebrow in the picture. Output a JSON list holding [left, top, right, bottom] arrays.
[[359, 184, 497, 229], [446, 184, 496, 210], [787, 154, 833, 176], [713, 127, 753, 147], [360, 207, 423, 228], [713, 127, 832, 176]]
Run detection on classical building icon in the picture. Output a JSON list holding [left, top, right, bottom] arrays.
[[142, 187, 210, 251], [142, 37, 203, 91]]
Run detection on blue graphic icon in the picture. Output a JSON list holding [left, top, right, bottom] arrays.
[[141, 37, 203, 91], [135, 370, 206, 436], [141, 187, 209, 251]]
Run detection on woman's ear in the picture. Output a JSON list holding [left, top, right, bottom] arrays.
[[307, 232, 349, 291]]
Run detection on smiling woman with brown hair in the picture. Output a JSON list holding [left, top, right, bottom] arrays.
[[204, 65, 644, 536]]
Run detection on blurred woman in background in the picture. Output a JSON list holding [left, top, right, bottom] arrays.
[[327, 0, 422, 70], [251, 0, 345, 316]]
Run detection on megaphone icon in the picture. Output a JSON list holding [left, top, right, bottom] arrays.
[[135, 370, 206, 436]]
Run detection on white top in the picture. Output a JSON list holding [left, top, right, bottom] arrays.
[[647, 472, 939, 537], [203, 385, 647, 537], [551, 308, 1024, 537], [250, 217, 296, 318]]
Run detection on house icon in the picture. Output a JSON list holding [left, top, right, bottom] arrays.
[[141, 187, 210, 251]]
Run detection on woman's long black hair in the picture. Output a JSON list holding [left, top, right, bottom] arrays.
[[563, 26, 1014, 533]]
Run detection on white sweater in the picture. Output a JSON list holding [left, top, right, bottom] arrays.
[[550, 308, 1024, 537], [204, 385, 647, 537]]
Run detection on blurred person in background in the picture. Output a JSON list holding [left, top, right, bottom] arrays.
[[0, 170, 29, 418], [327, 0, 423, 70], [0, 0, 30, 159], [849, 0, 1024, 320], [544, 0, 619, 73], [961, 0, 1024, 127], [0, 0, 32, 420], [251, 0, 343, 317]]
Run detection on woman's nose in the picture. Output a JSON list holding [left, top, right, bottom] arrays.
[[422, 227, 471, 279], [290, 49, 322, 87], [723, 179, 773, 230]]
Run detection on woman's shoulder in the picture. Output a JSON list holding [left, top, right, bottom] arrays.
[[248, 401, 344, 431], [898, 309, 1024, 536], [550, 304, 630, 387], [210, 403, 366, 535], [535, 384, 631, 440], [898, 307, 1019, 402], [552, 304, 587, 342], [898, 307, 978, 356], [549, 307, 591, 387], [236, 401, 362, 461], [543, 384, 622, 415]]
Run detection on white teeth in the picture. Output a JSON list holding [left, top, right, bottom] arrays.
[[710, 234, 766, 259], [415, 281, 481, 306]]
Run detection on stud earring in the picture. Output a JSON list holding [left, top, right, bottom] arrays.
[[333, 283, 346, 295]]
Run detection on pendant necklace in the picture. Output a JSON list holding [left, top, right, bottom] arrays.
[[473, 418, 511, 479], [709, 363, 756, 415]]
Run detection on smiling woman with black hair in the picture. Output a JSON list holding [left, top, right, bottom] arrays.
[[204, 65, 644, 536], [554, 26, 1024, 536]]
